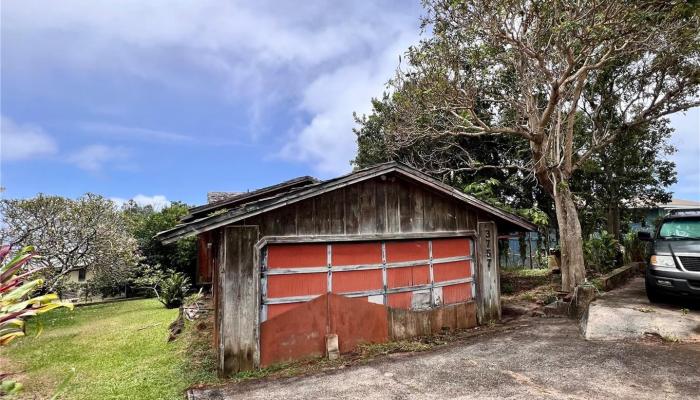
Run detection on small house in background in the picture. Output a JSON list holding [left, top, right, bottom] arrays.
[[157, 162, 535, 376], [631, 198, 700, 232]]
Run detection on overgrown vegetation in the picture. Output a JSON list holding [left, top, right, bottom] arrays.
[[583, 231, 621, 274], [354, 0, 699, 292]]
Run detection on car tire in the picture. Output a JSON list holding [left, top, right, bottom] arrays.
[[645, 278, 664, 303]]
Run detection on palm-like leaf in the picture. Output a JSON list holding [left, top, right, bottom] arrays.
[[0, 245, 73, 346]]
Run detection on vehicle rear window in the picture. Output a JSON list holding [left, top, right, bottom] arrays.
[[658, 218, 700, 239]]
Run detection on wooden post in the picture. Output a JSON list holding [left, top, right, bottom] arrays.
[[217, 226, 260, 377], [476, 221, 500, 323]]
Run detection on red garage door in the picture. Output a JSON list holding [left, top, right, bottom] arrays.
[[261, 237, 474, 321]]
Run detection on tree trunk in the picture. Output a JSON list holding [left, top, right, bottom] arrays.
[[553, 182, 587, 292], [606, 203, 621, 239]]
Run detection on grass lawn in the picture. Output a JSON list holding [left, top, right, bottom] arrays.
[[1, 299, 216, 399]]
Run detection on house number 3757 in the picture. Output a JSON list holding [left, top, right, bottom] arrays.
[[485, 229, 492, 269]]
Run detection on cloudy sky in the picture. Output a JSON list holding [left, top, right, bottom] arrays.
[[1, 1, 698, 209]]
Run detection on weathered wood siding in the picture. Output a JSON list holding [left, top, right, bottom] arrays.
[[476, 221, 501, 322], [239, 174, 478, 236], [217, 226, 260, 375], [214, 172, 505, 376]]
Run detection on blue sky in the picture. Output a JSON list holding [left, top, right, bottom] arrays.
[[1, 1, 698, 209]]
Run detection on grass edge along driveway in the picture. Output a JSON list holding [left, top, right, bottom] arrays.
[[1, 298, 216, 400]]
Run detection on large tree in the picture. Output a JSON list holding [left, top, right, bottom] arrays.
[[122, 201, 196, 278], [574, 119, 677, 239], [374, 0, 699, 291], [0, 194, 139, 291]]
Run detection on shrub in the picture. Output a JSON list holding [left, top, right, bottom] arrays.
[[622, 232, 647, 263], [159, 272, 191, 309], [583, 231, 620, 274]]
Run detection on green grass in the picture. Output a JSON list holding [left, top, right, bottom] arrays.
[[1, 299, 216, 400]]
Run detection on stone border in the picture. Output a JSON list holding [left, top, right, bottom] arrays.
[[599, 262, 644, 291]]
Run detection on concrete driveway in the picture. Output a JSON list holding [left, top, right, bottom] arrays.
[[191, 318, 700, 400], [584, 277, 700, 342]]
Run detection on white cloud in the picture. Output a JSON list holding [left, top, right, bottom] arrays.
[[68, 144, 130, 172], [278, 31, 418, 175], [0, 115, 58, 161], [669, 107, 700, 200], [2, 1, 423, 175], [111, 194, 171, 211]]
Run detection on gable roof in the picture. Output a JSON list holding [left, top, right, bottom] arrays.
[[157, 162, 536, 244]]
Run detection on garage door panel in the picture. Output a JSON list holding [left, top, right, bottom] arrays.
[[433, 261, 472, 283], [442, 283, 472, 304], [385, 240, 429, 262], [386, 265, 429, 288], [387, 292, 412, 309], [268, 243, 327, 268], [267, 273, 326, 297], [332, 242, 382, 265], [432, 237, 471, 258], [332, 269, 382, 293], [263, 237, 474, 317]]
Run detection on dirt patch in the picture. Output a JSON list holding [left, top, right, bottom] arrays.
[[193, 318, 530, 392]]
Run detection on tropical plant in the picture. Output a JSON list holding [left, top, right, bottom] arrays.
[[583, 232, 620, 274], [0, 245, 73, 345], [159, 272, 191, 309], [622, 232, 647, 264], [1, 245, 73, 396], [134, 265, 191, 309]]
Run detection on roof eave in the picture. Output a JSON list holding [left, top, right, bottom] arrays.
[[156, 162, 536, 243]]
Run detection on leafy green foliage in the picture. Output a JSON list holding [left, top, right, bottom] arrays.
[[122, 201, 196, 280], [583, 232, 621, 274], [1, 245, 73, 396], [354, 0, 699, 291], [0, 245, 73, 346], [622, 232, 647, 264], [134, 265, 191, 309], [159, 273, 192, 309], [0, 194, 138, 293]]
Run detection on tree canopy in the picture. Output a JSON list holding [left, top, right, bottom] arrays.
[[0, 194, 139, 291], [355, 0, 699, 291]]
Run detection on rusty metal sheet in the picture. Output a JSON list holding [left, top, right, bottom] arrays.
[[328, 294, 388, 353], [432, 237, 471, 258], [387, 292, 412, 309], [260, 294, 328, 367], [332, 242, 382, 265], [267, 243, 327, 268], [267, 273, 327, 298], [385, 240, 429, 262], [433, 260, 472, 283], [266, 303, 302, 320], [442, 282, 472, 304], [332, 269, 383, 293]]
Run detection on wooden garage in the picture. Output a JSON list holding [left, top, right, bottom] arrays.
[[158, 162, 535, 376]]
